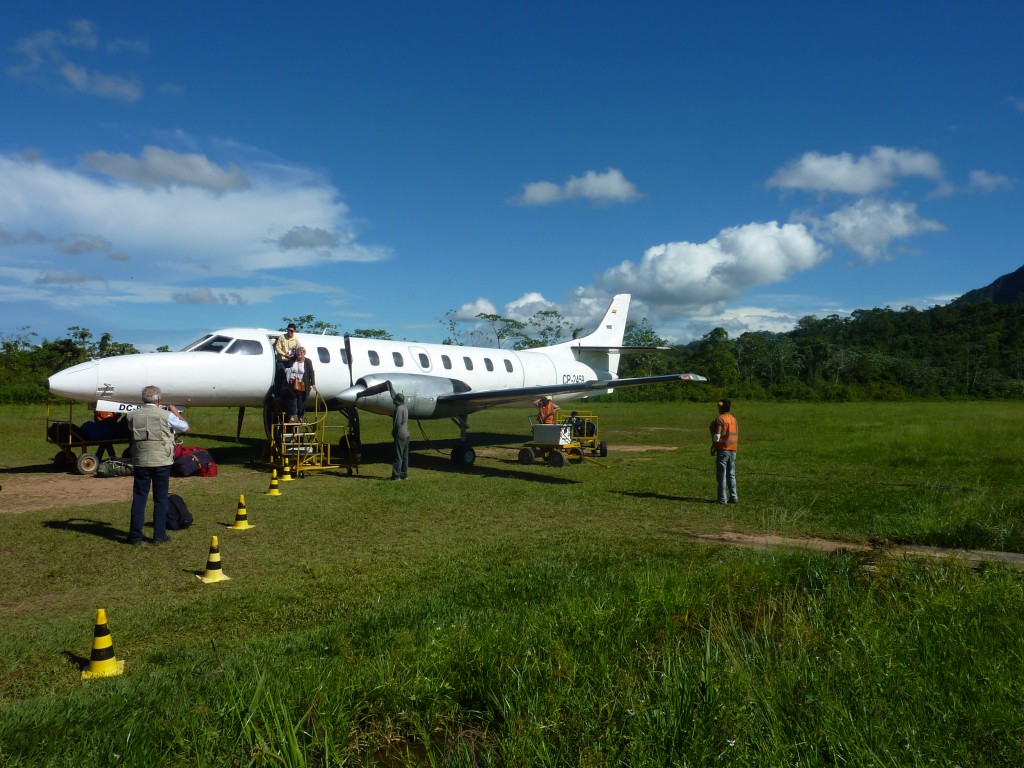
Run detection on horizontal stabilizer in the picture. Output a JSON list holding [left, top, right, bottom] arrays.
[[572, 345, 673, 355]]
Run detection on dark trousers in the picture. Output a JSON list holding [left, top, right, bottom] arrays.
[[392, 436, 409, 478], [129, 464, 171, 541]]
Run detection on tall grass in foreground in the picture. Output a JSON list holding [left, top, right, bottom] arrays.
[[2, 551, 1022, 766], [2, 401, 1024, 765]]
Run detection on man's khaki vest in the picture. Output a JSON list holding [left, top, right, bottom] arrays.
[[128, 406, 173, 467]]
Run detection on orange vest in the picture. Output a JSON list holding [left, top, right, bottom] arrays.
[[712, 413, 738, 452], [538, 402, 557, 424]]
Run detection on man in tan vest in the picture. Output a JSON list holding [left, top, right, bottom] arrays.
[[125, 385, 189, 545]]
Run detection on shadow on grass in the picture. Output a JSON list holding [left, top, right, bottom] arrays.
[[43, 517, 126, 542], [0, 463, 68, 475], [410, 451, 579, 484], [61, 650, 90, 672], [613, 490, 718, 504]]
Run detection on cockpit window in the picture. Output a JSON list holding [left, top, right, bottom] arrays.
[[181, 335, 214, 352], [188, 335, 234, 353], [226, 339, 264, 355]]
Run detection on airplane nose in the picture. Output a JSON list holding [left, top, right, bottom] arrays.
[[335, 385, 363, 405], [45, 360, 99, 400]]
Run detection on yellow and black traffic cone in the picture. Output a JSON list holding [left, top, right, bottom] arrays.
[[197, 535, 231, 583], [265, 469, 281, 496], [281, 455, 294, 482], [230, 494, 253, 530], [81, 608, 125, 680]]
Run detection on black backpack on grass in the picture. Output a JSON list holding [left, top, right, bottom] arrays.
[[167, 493, 193, 530]]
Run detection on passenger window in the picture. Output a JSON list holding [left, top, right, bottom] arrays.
[[369, 350, 380, 366], [225, 339, 263, 355], [442, 355, 452, 370], [463, 357, 474, 371], [393, 352, 404, 367], [318, 347, 330, 363], [418, 353, 429, 368], [484, 358, 494, 372], [504, 359, 514, 372]]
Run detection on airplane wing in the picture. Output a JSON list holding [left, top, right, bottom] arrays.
[[435, 372, 707, 409]]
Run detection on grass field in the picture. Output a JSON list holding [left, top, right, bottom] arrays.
[[2, 400, 1023, 766]]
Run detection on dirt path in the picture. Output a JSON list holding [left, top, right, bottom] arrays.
[[693, 531, 1024, 570], [0, 469, 135, 514], [3, 466, 1022, 570]]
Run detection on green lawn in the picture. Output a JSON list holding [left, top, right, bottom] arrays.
[[1, 401, 1023, 766]]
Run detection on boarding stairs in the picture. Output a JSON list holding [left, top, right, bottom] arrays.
[[264, 394, 358, 477]]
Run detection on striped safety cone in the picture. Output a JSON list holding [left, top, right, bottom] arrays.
[[281, 455, 294, 482], [230, 494, 253, 530], [81, 608, 125, 680], [197, 535, 231, 583], [265, 469, 281, 496]]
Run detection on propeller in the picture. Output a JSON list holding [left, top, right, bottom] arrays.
[[344, 334, 354, 387], [356, 380, 394, 399], [236, 406, 245, 441]]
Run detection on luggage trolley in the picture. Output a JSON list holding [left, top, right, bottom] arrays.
[[45, 399, 132, 475], [517, 410, 608, 468]]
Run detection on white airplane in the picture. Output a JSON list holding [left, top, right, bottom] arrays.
[[45, 294, 707, 464]]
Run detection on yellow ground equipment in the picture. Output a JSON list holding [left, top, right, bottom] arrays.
[[262, 392, 358, 478], [517, 410, 608, 467]]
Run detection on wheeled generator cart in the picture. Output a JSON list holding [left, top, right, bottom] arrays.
[[517, 411, 608, 467]]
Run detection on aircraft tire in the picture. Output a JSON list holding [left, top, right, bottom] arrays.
[[451, 443, 476, 466], [76, 452, 99, 476], [518, 447, 535, 465]]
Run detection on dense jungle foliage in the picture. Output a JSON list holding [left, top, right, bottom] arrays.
[[614, 301, 1024, 402], [4, 300, 1024, 404]]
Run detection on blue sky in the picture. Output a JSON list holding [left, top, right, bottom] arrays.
[[1, 2, 1021, 351]]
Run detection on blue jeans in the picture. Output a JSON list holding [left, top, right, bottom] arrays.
[[715, 450, 738, 504], [129, 464, 171, 540]]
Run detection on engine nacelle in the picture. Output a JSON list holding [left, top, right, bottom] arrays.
[[335, 373, 470, 418]]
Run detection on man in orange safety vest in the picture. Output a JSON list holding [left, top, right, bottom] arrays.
[[710, 399, 738, 505]]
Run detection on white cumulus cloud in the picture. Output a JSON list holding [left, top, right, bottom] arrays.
[[79, 146, 251, 192], [0, 145, 391, 321], [598, 221, 828, 313], [803, 199, 945, 262], [966, 169, 1014, 193], [453, 297, 497, 321], [512, 168, 642, 206], [767, 146, 944, 195]]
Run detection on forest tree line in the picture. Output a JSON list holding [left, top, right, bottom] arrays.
[[4, 300, 1024, 404]]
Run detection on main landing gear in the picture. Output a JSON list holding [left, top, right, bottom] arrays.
[[450, 415, 476, 466]]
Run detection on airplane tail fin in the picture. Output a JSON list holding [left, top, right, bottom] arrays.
[[579, 294, 631, 348], [570, 294, 632, 377]]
